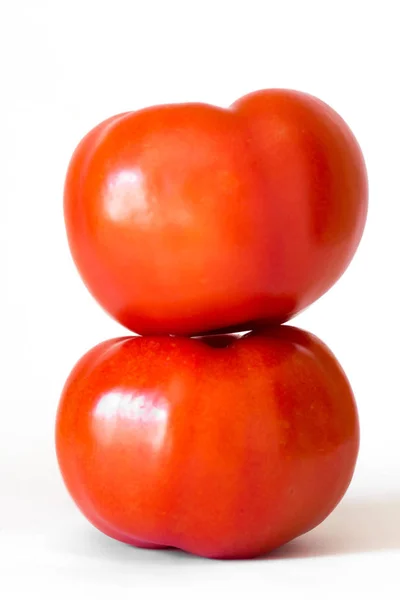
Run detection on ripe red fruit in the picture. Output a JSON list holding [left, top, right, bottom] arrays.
[[64, 89, 367, 336], [56, 326, 359, 559]]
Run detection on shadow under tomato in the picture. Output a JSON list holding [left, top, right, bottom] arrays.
[[55, 494, 400, 563], [53, 521, 205, 565], [266, 494, 400, 560]]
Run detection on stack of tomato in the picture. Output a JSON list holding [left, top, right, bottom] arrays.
[[57, 89, 368, 559]]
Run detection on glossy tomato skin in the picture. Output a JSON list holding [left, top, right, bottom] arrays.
[[64, 90, 367, 336], [56, 326, 359, 559], [232, 90, 368, 314]]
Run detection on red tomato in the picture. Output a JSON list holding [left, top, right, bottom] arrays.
[[56, 326, 359, 559], [64, 89, 367, 336]]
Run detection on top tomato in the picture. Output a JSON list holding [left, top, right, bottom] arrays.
[[64, 89, 367, 335]]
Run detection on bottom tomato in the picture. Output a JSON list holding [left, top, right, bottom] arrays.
[[56, 326, 359, 559]]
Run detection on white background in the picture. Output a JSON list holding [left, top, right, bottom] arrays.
[[1, 0, 399, 598]]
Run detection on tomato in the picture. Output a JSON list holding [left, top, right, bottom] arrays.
[[56, 326, 359, 559], [64, 89, 368, 336]]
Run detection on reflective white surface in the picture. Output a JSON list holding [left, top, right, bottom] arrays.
[[2, 0, 400, 597]]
